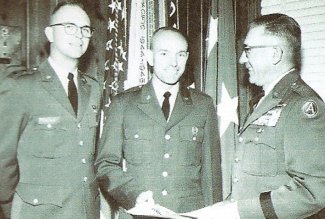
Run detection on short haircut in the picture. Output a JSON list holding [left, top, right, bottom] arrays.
[[52, 0, 85, 15], [150, 26, 188, 50], [50, 1, 88, 24], [250, 13, 301, 68]]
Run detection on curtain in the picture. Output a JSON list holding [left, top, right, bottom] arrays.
[[204, 0, 238, 199]]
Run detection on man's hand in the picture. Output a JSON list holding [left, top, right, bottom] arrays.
[[135, 190, 155, 206]]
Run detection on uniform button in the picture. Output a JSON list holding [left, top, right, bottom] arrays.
[[233, 178, 239, 183], [165, 134, 171, 140], [161, 190, 168, 196], [238, 137, 243, 142], [77, 123, 81, 129], [164, 153, 170, 159], [146, 95, 151, 100], [162, 171, 168, 177], [46, 75, 51, 80], [47, 124, 52, 128], [79, 141, 84, 146], [33, 198, 38, 204], [83, 177, 88, 182], [256, 128, 263, 133], [254, 136, 259, 142], [81, 158, 86, 164], [134, 134, 139, 139], [234, 157, 240, 163]]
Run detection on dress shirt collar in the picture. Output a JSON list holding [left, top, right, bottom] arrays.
[[256, 68, 295, 108], [152, 79, 179, 108], [48, 57, 78, 94]]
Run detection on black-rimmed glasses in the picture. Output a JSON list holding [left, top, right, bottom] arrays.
[[243, 45, 276, 58], [50, 23, 94, 38]]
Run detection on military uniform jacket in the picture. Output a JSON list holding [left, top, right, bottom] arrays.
[[227, 72, 325, 218], [0, 60, 101, 219], [95, 81, 222, 218]]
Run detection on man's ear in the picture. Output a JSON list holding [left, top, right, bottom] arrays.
[[44, 26, 54, 43], [146, 49, 153, 66], [272, 46, 283, 65]]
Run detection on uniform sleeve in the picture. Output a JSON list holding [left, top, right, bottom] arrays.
[[94, 96, 146, 210], [0, 79, 21, 217], [201, 97, 223, 205], [272, 96, 325, 218], [238, 96, 325, 219]]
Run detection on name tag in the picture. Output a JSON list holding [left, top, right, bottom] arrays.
[[38, 117, 60, 125], [252, 104, 286, 126]]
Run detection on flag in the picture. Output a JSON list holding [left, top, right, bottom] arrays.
[[205, 0, 238, 199], [104, 0, 128, 99], [124, 0, 156, 90]]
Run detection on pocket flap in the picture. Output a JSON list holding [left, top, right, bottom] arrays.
[[124, 126, 154, 140], [16, 183, 68, 207]]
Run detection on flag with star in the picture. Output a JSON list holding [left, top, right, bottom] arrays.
[[124, 0, 157, 90], [204, 0, 238, 199], [104, 0, 128, 103]]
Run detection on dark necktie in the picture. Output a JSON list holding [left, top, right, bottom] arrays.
[[162, 91, 171, 120], [68, 73, 78, 115], [248, 91, 265, 114]]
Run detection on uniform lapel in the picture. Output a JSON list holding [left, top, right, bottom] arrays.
[[166, 85, 193, 130], [242, 72, 299, 131], [39, 60, 76, 116], [243, 94, 281, 129], [136, 82, 167, 125], [77, 73, 91, 120]]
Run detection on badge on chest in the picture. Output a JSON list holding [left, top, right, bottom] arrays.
[[252, 104, 286, 126]]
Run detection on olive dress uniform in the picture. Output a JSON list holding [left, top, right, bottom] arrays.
[[95, 81, 222, 219], [0, 60, 101, 219], [225, 71, 325, 218]]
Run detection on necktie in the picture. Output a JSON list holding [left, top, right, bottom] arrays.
[[249, 91, 265, 113], [162, 91, 171, 120], [68, 73, 78, 115]]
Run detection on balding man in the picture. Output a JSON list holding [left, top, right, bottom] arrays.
[[95, 27, 222, 219]]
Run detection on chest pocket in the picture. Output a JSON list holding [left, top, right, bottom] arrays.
[[241, 126, 278, 176], [124, 126, 154, 164], [179, 125, 204, 142], [178, 126, 204, 166], [20, 116, 69, 158]]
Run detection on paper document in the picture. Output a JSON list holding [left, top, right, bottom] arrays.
[[126, 204, 196, 219]]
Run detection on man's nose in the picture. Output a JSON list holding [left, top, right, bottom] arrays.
[[239, 51, 248, 64], [170, 54, 178, 66], [74, 27, 83, 39]]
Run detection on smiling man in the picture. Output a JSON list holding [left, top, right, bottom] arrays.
[[184, 13, 325, 219], [0, 1, 101, 218], [95, 27, 222, 219]]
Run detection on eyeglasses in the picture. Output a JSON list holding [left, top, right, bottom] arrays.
[[243, 45, 276, 58], [50, 23, 94, 38]]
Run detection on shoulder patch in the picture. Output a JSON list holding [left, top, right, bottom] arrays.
[[302, 100, 318, 118]]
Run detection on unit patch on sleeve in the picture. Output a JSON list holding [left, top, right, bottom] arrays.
[[302, 100, 318, 118]]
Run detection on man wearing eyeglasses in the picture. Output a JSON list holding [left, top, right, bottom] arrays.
[[0, 1, 101, 218], [184, 13, 325, 219]]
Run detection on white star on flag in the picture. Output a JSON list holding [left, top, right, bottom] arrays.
[[106, 39, 113, 51], [107, 18, 116, 32], [207, 16, 218, 56], [108, 0, 117, 13], [217, 82, 238, 137]]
